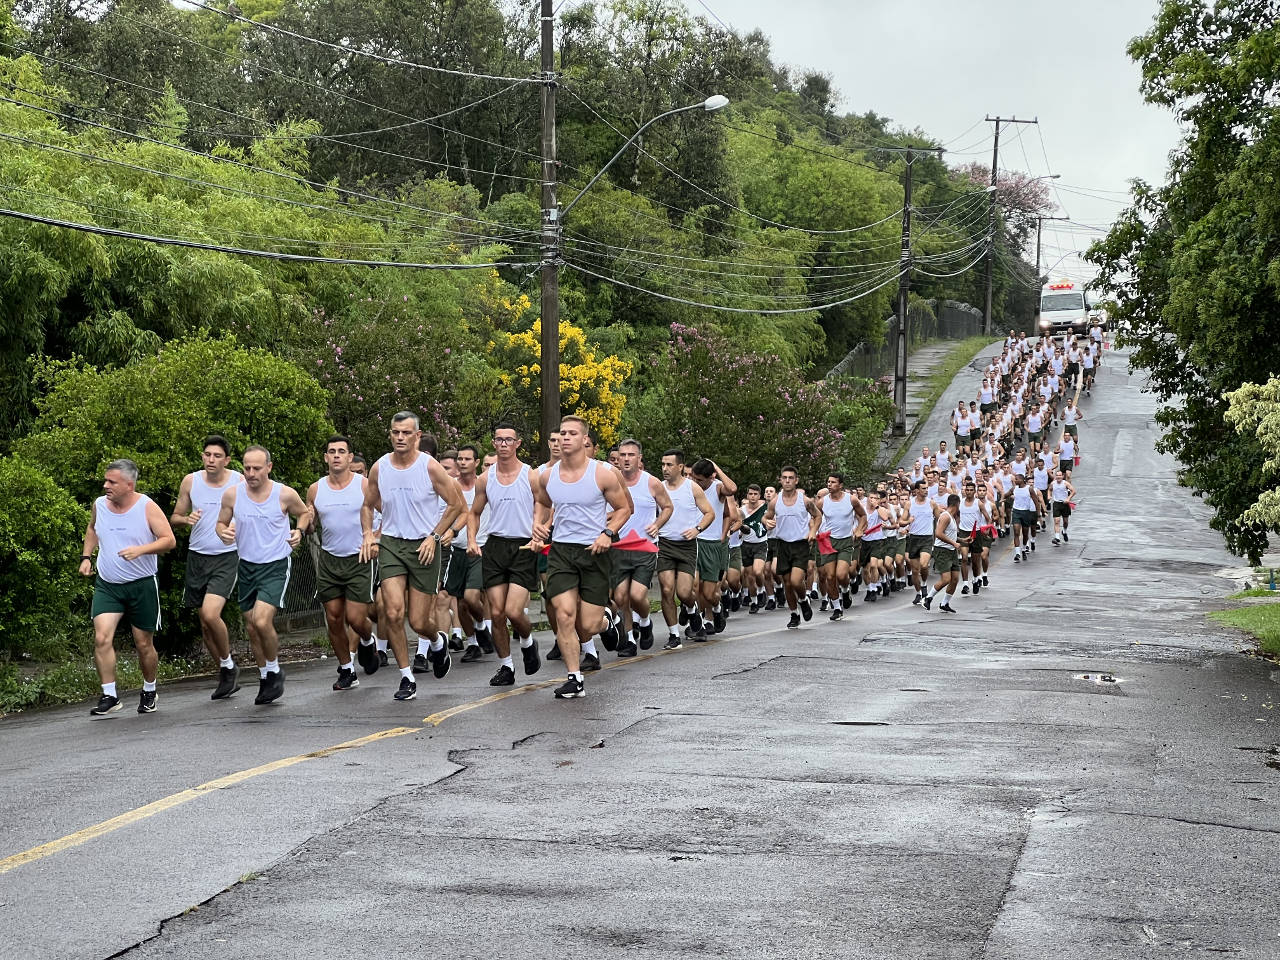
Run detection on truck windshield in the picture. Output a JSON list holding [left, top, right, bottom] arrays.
[[1041, 292, 1084, 312]]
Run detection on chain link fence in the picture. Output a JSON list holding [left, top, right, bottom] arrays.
[[826, 299, 985, 381]]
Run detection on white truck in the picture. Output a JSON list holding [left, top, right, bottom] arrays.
[[1036, 280, 1090, 336]]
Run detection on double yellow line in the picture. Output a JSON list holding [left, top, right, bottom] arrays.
[[0, 625, 778, 875]]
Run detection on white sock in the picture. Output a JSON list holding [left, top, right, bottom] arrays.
[[265, 659, 279, 674], [627, 630, 637, 644], [639, 614, 651, 627], [416, 635, 431, 656], [259, 666, 269, 679], [142, 679, 157, 692], [219, 656, 234, 669], [832, 599, 842, 611], [465, 634, 479, 648], [518, 636, 534, 649], [582, 639, 599, 657], [400, 666, 413, 680], [926, 587, 937, 599], [431, 633, 446, 652], [451, 627, 463, 641], [501, 655, 514, 669], [375, 635, 388, 653], [359, 637, 374, 647], [102, 681, 117, 697], [481, 619, 493, 633], [570, 671, 584, 681], [339, 659, 352, 671]]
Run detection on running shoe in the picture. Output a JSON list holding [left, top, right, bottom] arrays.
[[765, 597, 777, 611], [663, 635, 683, 650], [137, 690, 157, 714], [800, 599, 813, 622], [600, 611, 621, 651], [638, 622, 654, 650], [820, 598, 829, 612], [912, 591, 922, 605], [961, 584, 970, 595], [1062, 531, 1069, 542], [553, 676, 585, 699], [521, 638, 541, 675], [461, 644, 484, 663], [922, 594, 933, 610], [476, 626, 495, 654], [258, 670, 284, 704], [489, 664, 515, 687], [211, 665, 240, 700], [787, 612, 801, 629], [429, 644, 452, 679], [393, 677, 417, 700], [547, 642, 561, 661], [253, 675, 271, 704], [829, 608, 844, 622], [412, 653, 431, 674], [1052, 536, 1060, 546], [841, 590, 853, 608], [730, 595, 741, 613], [616, 638, 638, 658], [448, 633, 465, 652], [1013, 553, 1021, 563], [973, 582, 981, 595], [378, 650, 389, 667], [690, 627, 709, 643], [808, 588, 820, 602], [678, 605, 689, 627], [1030, 541, 1036, 553], [356, 642, 379, 676], [581, 652, 602, 672], [713, 609, 727, 633], [939, 602, 956, 614], [749, 601, 759, 615], [332, 668, 359, 691], [982, 575, 989, 586]]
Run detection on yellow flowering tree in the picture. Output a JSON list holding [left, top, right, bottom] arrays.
[[494, 319, 632, 447]]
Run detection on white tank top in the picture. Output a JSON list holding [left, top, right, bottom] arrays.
[[546, 460, 606, 546], [314, 474, 365, 558], [233, 482, 291, 564], [697, 480, 725, 542], [823, 492, 855, 538], [1033, 467, 1050, 490], [619, 471, 658, 543], [934, 512, 958, 549], [980, 387, 994, 403], [907, 499, 934, 536], [1062, 406, 1078, 425], [95, 495, 159, 583], [958, 499, 983, 532], [936, 451, 951, 471], [773, 490, 810, 542], [1011, 460, 1028, 476], [1052, 480, 1070, 503], [485, 462, 533, 539], [450, 485, 476, 550], [954, 411, 971, 435], [1060, 437, 1076, 459], [376, 453, 443, 540], [662, 478, 702, 538], [1013, 485, 1035, 511], [189, 471, 242, 556], [1026, 411, 1043, 432]]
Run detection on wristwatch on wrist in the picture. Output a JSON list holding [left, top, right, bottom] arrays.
[[603, 528, 620, 542]]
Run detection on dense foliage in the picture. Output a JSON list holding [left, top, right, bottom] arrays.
[[1087, 0, 1280, 561]]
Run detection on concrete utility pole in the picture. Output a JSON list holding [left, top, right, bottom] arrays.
[[982, 116, 1037, 334], [1035, 215, 1069, 283], [891, 150, 915, 437], [538, 0, 559, 457]]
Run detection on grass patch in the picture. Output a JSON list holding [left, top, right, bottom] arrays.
[[0, 655, 202, 716], [887, 336, 1000, 468], [1210, 604, 1280, 656], [1228, 587, 1279, 599]]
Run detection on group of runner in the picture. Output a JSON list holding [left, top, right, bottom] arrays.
[[79, 325, 1103, 716]]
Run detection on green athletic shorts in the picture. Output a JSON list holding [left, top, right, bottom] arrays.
[[696, 539, 728, 582], [316, 550, 375, 604], [872, 537, 893, 560], [481, 535, 538, 592], [544, 541, 611, 607], [808, 541, 819, 565], [775, 538, 810, 576], [92, 575, 161, 632], [1064, 424, 1078, 437], [728, 545, 743, 572], [377, 534, 441, 595], [1027, 430, 1042, 442], [932, 546, 960, 574], [741, 541, 768, 566], [614, 549, 657, 588], [443, 545, 483, 598], [183, 550, 238, 607], [237, 556, 291, 609], [858, 538, 874, 567], [657, 537, 697, 576], [906, 534, 932, 560], [817, 535, 854, 566]]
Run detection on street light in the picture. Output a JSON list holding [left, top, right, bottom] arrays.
[[540, 93, 729, 451]]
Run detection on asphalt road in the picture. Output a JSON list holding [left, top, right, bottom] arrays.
[[3, 348, 1278, 960]]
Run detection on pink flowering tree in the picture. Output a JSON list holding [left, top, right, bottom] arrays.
[[623, 323, 893, 487]]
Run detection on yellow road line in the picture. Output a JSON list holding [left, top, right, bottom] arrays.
[[1, 621, 784, 874]]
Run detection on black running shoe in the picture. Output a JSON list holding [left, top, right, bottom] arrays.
[[638, 621, 654, 650], [447, 633, 464, 652], [765, 597, 777, 611], [787, 612, 801, 630], [1061, 531, 1069, 542], [489, 664, 515, 687], [841, 590, 853, 607], [820, 598, 829, 612], [713, 609, 727, 633], [1030, 541, 1036, 552], [600, 613, 620, 652], [332, 668, 359, 691], [678, 605, 689, 627], [137, 690, 157, 714], [211, 665, 240, 700], [476, 627, 495, 654], [961, 584, 970, 595], [663, 635, 683, 650], [520, 638, 541, 675], [617, 639, 638, 658], [553, 676, 585, 699], [429, 645, 452, 679], [865, 590, 878, 603], [254, 675, 271, 705], [730, 595, 741, 613], [461, 644, 484, 663], [851, 579, 860, 595], [412, 653, 431, 674], [690, 627, 709, 643], [982, 575, 989, 586], [688, 610, 704, 635], [393, 676, 417, 700], [257, 670, 283, 704], [1013, 552, 1022, 563], [378, 649, 389, 667], [973, 582, 981, 595], [547, 642, 561, 661], [912, 592, 922, 606], [356, 642, 379, 676], [800, 600, 813, 622], [581, 652, 601, 672], [939, 602, 956, 614], [922, 594, 933, 610], [829, 608, 844, 622], [748, 602, 759, 615], [808, 588, 820, 602]]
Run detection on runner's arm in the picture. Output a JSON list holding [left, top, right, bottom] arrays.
[[709, 461, 737, 498], [589, 468, 632, 555], [465, 473, 487, 555], [725, 495, 741, 536], [648, 477, 674, 538], [79, 502, 99, 576], [170, 473, 197, 528], [531, 470, 553, 544], [117, 500, 177, 562], [215, 486, 238, 545], [359, 464, 381, 562]]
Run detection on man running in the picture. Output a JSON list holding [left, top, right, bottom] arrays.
[[171, 435, 242, 700], [739, 485, 770, 613], [1050, 470, 1078, 546], [360, 412, 466, 701], [690, 459, 738, 635], [905, 481, 936, 604], [307, 435, 377, 691], [81, 460, 176, 716], [215, 446, 311, 704], [763, 466, 818, 629], [1010, 472, 1042, 563], [467, 422, 544, 687], [814, 473, 864, 620], [612, 439, 673, 656], [533, 416, 632, 699], [921, 494, 962, 613], [443, 444, 490, 664], [656, 450, 715, 647]]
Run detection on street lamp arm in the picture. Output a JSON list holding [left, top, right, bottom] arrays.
[[560, 96, 729, 221]]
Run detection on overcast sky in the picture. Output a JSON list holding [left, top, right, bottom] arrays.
[[676, 0, 1182, 285]]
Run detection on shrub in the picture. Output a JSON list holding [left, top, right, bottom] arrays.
[[0, 456, 92, 662]]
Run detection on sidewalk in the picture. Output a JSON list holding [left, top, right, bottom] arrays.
[[877, 338, 1003, 472]]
